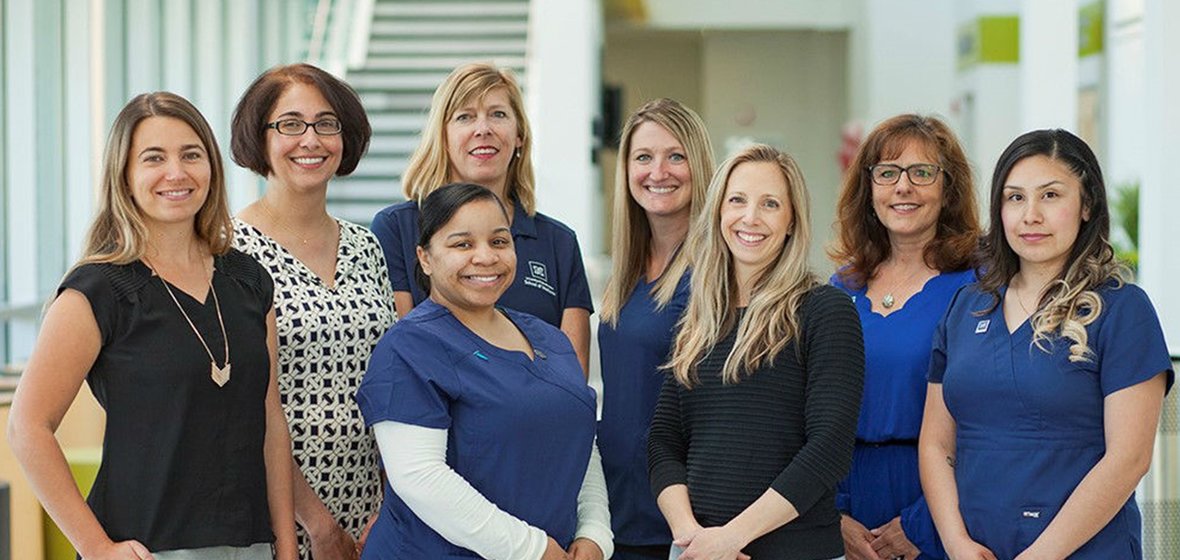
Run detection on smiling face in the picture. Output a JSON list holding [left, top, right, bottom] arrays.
[[417, 198, 517, 314], [1001, 155, 1088, 277], [127, 116, 212, 229], [444, 88, 523, 196], [627, 121, 693, 222], [265, 82, 343, 192], [720, 161, 794, 284], [871, 139, 944, 246]]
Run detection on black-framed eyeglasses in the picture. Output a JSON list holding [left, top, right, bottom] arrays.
[[868, 163, 943, 186], [266, 118, 343, 136]]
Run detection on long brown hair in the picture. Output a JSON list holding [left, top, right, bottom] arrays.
[[977, 129, 1126, 362], [600, 98, 714, 324], [829, 114, 979, 287], [666, 145, 817, 386], [80, 92, 231, 265]]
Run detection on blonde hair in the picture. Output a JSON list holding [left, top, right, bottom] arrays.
[[978, 129, 1126, 362], [402, 63, 536, 215], [80, 92, 232, 265], [666, 144, 817, 386], [600, 98, 715, 324]]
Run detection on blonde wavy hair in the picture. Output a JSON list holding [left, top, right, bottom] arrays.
[[977, 129, 1128, 362], [401, 63, 536, 215], [80, 92, 232, 265], [600, 98, 715, 325], [666, 144, 817, 386]]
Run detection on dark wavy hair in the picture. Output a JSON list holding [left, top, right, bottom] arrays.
[[829, 114, 980, 287], [977, 129, 1125, 361]]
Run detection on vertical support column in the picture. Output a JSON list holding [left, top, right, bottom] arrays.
[[1018, 0, 1078, 131], [526, 0, 603, 258], [64, 0, 95, 260], [1140, 0, 1180, 352]]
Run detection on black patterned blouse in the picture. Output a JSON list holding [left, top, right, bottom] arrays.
[[233, 218, 397, 558]]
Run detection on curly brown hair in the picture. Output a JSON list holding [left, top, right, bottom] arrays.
[[829, 114, 980, 287]]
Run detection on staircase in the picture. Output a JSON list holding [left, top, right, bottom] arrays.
[[328, 0, 531, 225]]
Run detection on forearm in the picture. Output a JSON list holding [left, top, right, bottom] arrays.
[[918, 438, 970, 546], [655, 485, 700, 537], [375, 421, 548, 560], [574, 442, 613, 557], [10, 425, 113, 557], [265, 399, 297, 559], [291, 458, 340, 537], [722, 488, 799, 548]]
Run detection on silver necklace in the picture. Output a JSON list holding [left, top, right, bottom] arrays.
[[879, 265, 924, 309], [150, 260, 231, 387]]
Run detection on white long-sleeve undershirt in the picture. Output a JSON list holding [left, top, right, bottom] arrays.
[[373, 421, 613, 560]]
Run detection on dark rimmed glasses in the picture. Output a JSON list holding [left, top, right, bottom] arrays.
[[266, 118, 343, 136], [868, 163, 943, 186]]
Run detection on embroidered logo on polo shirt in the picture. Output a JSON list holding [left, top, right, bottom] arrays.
[[975, 319, 990, 334], [524, 260, 556, 296]]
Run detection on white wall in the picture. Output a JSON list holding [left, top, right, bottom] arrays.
[[700, 30, 848, 274], [848, 0, 958, 128], [528, 0, 604, 258]]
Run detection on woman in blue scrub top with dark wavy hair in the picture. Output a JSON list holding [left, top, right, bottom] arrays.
[[357, 183, 612, 560], [829, 114, 980, 560], [597, 98, 714, 560], [919, 129, 1173, 560]]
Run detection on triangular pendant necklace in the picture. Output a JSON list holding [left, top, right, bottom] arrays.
[[149, 260, 232, 387]]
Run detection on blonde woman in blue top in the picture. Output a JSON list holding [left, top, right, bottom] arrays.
[[829, 114, 980, 560], [920, 129, 1173, 559], [598, 98, 714, 560]]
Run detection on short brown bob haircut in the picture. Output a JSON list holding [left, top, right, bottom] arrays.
[[829, 114, 980, 287], [230, 63, 371, 178]]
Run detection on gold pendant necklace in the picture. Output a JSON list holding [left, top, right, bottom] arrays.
[[150, 260, 232, 387]]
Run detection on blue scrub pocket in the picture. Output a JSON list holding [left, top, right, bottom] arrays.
[[1016, 505, 1054, 553]]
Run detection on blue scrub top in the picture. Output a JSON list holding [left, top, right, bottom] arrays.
[[930, 281, 1174, 559], [371, 200, 594, 328], [597, 273, 690, 546], [831, 269, 974, 560], [356, 299, 599, 559]]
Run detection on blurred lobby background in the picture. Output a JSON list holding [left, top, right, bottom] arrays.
[[0, 0, 1177, 557]]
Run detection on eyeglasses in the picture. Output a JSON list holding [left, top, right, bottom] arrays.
[[868, 163, 943, 186], [266, 118, 343, 136]]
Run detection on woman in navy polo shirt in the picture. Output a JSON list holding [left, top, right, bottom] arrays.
[[358, 183, 612, 559], [597, 98, 713, 560], [919, 129, 1173, 559], [371, 62, 593, 373]]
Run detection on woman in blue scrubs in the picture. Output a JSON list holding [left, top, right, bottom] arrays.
[[920, 129, 1173, 560], [371, 63, 594, 373], [597, 98, 714, 560], [829, 115, 980, 560], [357, 183, 612, 560]]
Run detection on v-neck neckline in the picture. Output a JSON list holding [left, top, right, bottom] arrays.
[[136, 259, 213, 305], [236, 217, 347, 289]]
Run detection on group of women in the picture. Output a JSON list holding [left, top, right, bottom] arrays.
[[5, 57, 1172, 560]]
